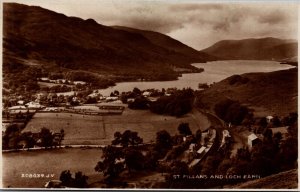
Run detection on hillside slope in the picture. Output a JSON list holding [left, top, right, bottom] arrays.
[[201, 37, 297, 61], [113, 26, 218, 62], [3, 3, 210, 81], [224, 169, 298, 189], [197, 67, 298, 117]]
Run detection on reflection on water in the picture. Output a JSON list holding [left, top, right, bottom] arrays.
[[97, 60, 295, 96]]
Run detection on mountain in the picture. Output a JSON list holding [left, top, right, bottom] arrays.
[[113, 26, 218, 61], [3, 3, 212, 84], [201, 37, 298, 61], [197, 67, 298, 117]]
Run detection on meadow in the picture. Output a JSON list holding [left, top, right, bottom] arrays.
[[23, 107, 210, 145], [24, 113, 105, 145]]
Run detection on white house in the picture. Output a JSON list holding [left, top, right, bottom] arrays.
[[17, 100, 25, 105], [142, 91, 151, 97], [8, 105, 26, 110], [106, 96, 119, 102], [248, 133, 260, 148], [197, 146, 206, 154], [266, 115, 274, 123], [74, 81, 86, 85], [189, 143, 196, 153], [25, 102, 45, 109], [40, 77, 50, 81]]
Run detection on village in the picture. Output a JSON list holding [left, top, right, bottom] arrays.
[[2, 76, 293, 154], [2, 76, 297, 189]]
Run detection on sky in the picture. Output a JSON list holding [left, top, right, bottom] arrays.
[[5, 0, 299, 50]]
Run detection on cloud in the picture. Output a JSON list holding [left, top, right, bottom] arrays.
[[13, 0, 298, 50], [258, 10, 288, 24]]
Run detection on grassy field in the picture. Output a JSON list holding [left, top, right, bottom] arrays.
[[23, 108, 210, 145], [2, 148, 103, 188], [25, 113, 105, 145], [6, 108, 210, 188]]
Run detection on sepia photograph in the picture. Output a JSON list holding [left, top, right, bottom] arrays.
[[1, 0, 298, 190]]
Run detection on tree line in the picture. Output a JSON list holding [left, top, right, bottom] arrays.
[[2, 125, 64, 150]]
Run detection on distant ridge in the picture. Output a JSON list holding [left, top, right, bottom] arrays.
[[201, 37, 297, 61]]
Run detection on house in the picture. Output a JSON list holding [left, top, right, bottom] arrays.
[[8, 105, 26, 110], [73, 81, 86, 85], [189, 143, 196, 153], [247, 133, 261, 148], [106, 96, 119, 102], [17, 100, 25, 105], [183, 135, 193, 142], [56, 79, 67, 84], [40, 77, 50, 81], [266, 115, 274, 123], [25, 102, 45, 109], [127, 98, 135, 103], [142, 91, 151, 97], [221, 130, 231, 146], [147, 97, 158, 102], [197, 146, 206, 154]]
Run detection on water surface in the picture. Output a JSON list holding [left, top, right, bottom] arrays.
[[97, 60, 294, 96]]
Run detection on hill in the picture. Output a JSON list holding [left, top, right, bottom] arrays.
[[3, 3, 211, 89], [201, 37, 297, 61], [196, 67, 298, 117], [113, 26, 218, 62], [224, 169, 298, 189]]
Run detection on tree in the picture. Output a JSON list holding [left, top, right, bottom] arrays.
[[74, 171, 89, 188], [259, 117, 268, 128], [273, 132, 282, 146], [178, 123, 192, 136], [169, 161, 189, 178], [20, 132, 36, 149], [214, 99, 249, 125], [59, 170, 88, 188], [113, 90, 120, 96], [263, 128, 273, 143], [59, 129, 65, 147], [85, 97, 97, 104], [236, 147, 251, 161], [95, 146, 125, 180], [216, 159, 232, 175], [3, 124, 20, 149], [112, 130, 143, 147], [150, 89, 194, 117], [124, 148, 145, 172], [128, 96, 149, 109], [272, 116, 281, 127], [157, 162, 170, 176], [60, 170, 73, 187], [144, 150, 160, 170], [155, 130, 172, 150], [40, 127, 54, 149], [195, 129, 202, 142], [132, 87, 141, 95]]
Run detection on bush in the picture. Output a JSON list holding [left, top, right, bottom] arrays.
[[150, 88, 194, 117], [214, 99, 250, 125], [128, 96, 149, 109], [228, 75, 249, 85]]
